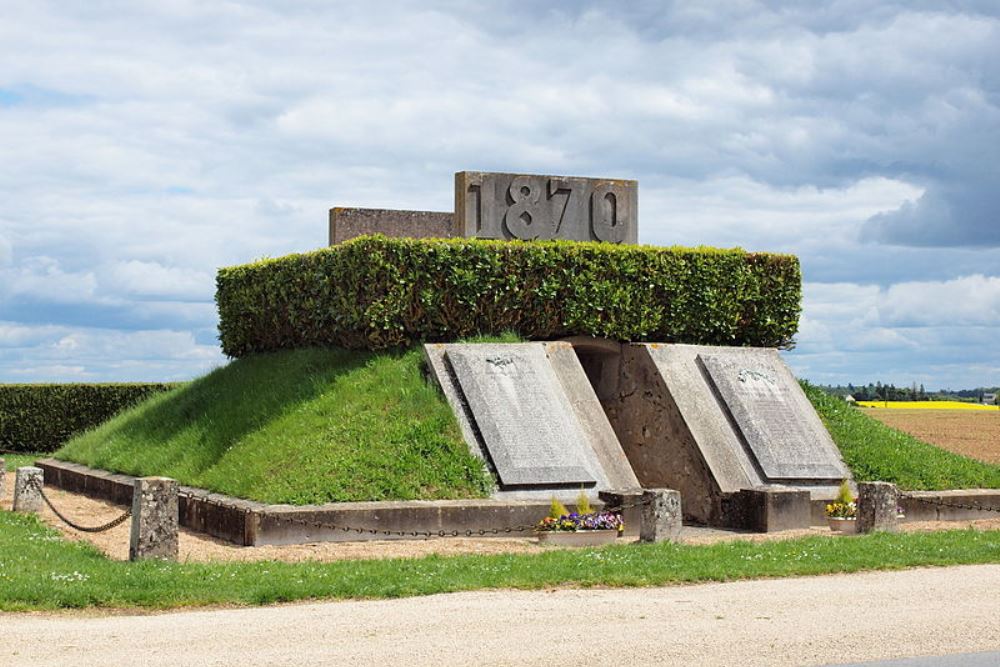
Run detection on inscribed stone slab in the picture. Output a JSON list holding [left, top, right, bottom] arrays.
[[455, 171, 638, 243], [700, 352, 848, 480], [447, 345, 597, 488]]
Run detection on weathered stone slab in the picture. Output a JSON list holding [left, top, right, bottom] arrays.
[[424, 342, 638, 499], [456, 171, 638, 243], [700, 352, 848, 480], [446, 344, 596, 488], [329, 207, 458, 244]]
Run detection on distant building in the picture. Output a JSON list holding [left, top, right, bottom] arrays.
[[844, 394, 857, 404], [983, 392, 997, 405]]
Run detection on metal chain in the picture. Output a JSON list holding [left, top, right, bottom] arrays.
[[900, 493, 1000, 514], [32, 479, 133, 533], [268, 495, 654, 539]]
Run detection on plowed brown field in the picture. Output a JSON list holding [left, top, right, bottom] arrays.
[[863, 408, 1000, 464]]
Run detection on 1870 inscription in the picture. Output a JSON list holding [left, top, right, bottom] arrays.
[[456, 171, 638, 243]]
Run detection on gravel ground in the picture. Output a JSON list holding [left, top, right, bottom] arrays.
[[3, 565, 999, 666], [4, 471, 999, 561]]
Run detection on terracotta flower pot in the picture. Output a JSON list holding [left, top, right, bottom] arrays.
[[535, 529, 620, 547], [827, 517, 857, 534]]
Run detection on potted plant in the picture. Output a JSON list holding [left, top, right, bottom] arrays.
[[826, 481, 857, 533], [534, 493, 624, 546]]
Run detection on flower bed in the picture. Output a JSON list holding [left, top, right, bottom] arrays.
[[535, 510, 624, 533]]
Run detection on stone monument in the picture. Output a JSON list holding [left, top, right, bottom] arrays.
[[425, 341, 639, 499], [329, 170, 638, 245], [597, 343, 850, 527]]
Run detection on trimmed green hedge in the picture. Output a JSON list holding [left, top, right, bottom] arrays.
[[216, 236, 801, 357], [0, 383, 178, 453]]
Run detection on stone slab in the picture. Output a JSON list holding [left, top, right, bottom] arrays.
[[329, 207, 458, 244], [700, 352, 848, 480], [543, 342, 640, 491], [446, 344, 596, 488], [601, 343, 850, 525], [456, 171, 637, 243], [425, 342, 637, 498]]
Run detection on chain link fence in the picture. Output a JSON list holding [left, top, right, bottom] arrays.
[[899, 492, 1000, 514], [29, 477, 133, 533]]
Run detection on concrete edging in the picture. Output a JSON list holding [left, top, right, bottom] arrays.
[[35, 459, 643, 546]]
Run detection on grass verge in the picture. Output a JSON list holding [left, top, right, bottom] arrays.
[[55, 347, 492, 504], [1, 511, 998, 612], [805, 383, 1000, 490], [3, 453, 43, 471]]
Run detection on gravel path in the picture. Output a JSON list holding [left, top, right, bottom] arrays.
[[3, 565, 999, 666]]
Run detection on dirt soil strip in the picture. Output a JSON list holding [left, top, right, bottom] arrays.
[[863, 408, 1000, 464], [3, 565, 1000, 667], [4, 471, 1000, 560]]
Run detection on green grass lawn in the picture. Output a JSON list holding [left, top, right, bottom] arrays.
[[804, 383, 1000, 490], [3, 453, 43, 471], [1, 510, 998, 612], [55, 347, 492, 504]]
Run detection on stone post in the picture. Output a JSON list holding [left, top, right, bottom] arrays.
[[639, 489, 682, 543], [857, 482, 900, 534], [129, 477, 179, 561], [0, 458, 5, 499], [13, 466, 43, 513]]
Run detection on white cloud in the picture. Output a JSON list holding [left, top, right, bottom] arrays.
[[0, 1, 997, 385], [0, 320, 224, 381], [103, 260, 213, 301], [787, 274, 1000, 388]]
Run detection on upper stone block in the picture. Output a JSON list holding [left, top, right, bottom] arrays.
[[329, 207, 458, 244], [455, 171, 638, 243]]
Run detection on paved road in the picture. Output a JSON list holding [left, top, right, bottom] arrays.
[[3, 565, 999, 666]]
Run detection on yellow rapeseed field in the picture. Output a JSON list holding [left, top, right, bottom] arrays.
[[857, 400, 997, 410]]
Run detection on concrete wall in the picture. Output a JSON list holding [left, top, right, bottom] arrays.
[[36, 458, 644, 546], [598, 345, 722, 523]]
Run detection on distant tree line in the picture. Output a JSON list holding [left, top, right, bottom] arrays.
[[818, 383, 1000, 403]]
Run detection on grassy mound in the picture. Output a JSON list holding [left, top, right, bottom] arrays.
[[56, 347, 492, 504], [804, 383, 1000, 490]]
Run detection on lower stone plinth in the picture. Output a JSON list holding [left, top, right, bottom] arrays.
[[735, 487, 812, 532]]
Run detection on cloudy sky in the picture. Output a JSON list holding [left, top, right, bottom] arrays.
[[1, 1, 998, 389]]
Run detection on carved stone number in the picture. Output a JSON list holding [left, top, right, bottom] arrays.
[[490, 176, 628, 242]]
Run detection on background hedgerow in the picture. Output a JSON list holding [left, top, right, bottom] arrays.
[[0, 383, 178, 453]]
